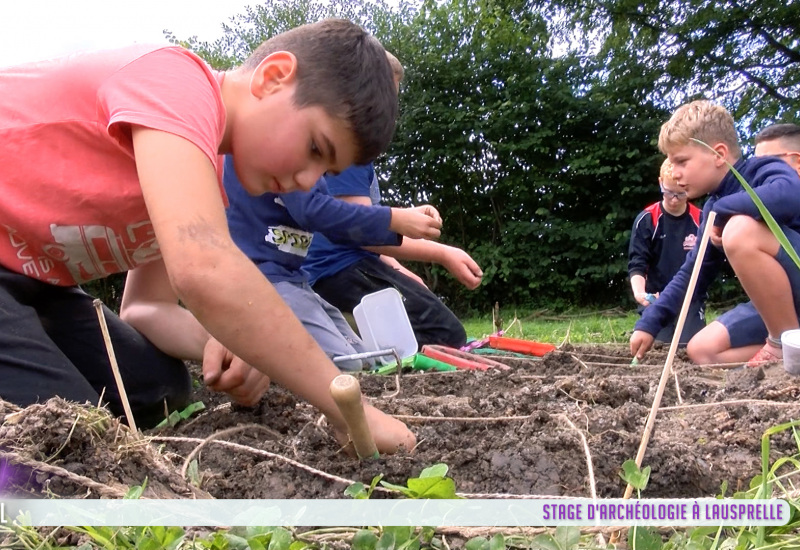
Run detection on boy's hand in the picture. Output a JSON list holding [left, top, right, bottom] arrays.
[[202, 338, 272, 407], [331, 402, 416, 456], [709, 224, 723, 248], [630, 330, 655, 362], [440, 246, 483, 290], [634, 292, 659, 307], [390, 205, 443, 240], [413, 204, 443, 224]]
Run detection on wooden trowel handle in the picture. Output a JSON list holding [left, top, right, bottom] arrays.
[[330, 374, 379, 459]]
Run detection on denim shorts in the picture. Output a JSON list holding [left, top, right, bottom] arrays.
[[716, 225, 800, 347]]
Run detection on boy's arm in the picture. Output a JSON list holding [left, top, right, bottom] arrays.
[[629, 275, 651, 307], [281, 186, 441, 243], [713, 166, 800, 226], [634, 209, 724, 337], [334, 194, 474, 287], [132, 127, 414, 453], [120, 259, 210, 361], [366, 239, 483, 290], [378, 254, 428, 287], [628, 212, 655, 306], [121, 260, 271, 406]]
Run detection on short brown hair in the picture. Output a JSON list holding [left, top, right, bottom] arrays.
[[243, 19, 397, 165], [658, 100, 741, 158], [755, 123, 800, 149]]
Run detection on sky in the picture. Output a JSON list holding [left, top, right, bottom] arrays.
[[0, 0, 255, 68]]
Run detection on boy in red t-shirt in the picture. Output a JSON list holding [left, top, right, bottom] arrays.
[[0, 19, 415, 454]]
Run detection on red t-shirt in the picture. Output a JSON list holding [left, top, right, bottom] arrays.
[[0, 45, 226, 285]]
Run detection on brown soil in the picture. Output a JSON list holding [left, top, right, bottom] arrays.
[[3, 343, 800, 501]]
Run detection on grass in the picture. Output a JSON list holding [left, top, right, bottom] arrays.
[[461, 306, 722, 345]]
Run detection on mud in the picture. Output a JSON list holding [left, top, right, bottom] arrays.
[[2, 344, 800, 501]]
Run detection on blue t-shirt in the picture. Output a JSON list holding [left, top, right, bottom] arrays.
[[303, 164, 383, 285], [223, 156, 399, 284]]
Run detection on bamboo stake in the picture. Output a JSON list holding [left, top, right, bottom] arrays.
[[623, 211, 716, 499], [93, 299, 138, 434]]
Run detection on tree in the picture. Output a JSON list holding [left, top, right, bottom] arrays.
[[166, 0, 411, 69], [545, 0, 800, 133], [383, 0, 668, 310], [168, 0, 693, 313]]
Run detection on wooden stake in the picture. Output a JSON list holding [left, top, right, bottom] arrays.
[[623, 211, 716, 499], [329, 375, 378, 459], [93, 299, 138, 434]]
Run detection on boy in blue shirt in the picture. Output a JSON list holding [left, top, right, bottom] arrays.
[[630, 100, 800, 367], [303, 164, 483, 349], [221, 156, 442, 370]]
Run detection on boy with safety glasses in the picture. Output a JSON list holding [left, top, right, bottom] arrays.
[[628, 158, 705, 345]]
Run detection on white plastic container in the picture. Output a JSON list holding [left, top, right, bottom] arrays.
[[781, 329, 800, 375], [353, 288, 418, 364]]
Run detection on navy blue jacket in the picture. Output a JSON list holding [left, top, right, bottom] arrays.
[[223, 156, 401, 284], [635, 156, 800, 336]]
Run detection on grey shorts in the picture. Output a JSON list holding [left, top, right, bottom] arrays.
[[716, 225, 800, 348], [273, 281, 370, 371]]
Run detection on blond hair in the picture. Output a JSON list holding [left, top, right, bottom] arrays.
[[659, 158, 675, 185], [658, 100, 741, 158]]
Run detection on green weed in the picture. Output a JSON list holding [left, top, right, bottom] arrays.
[[155, 401, 206, 429], [345, 463, 460, 500]]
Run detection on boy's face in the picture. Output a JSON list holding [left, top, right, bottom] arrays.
[[666, 143, 727, 199], [755, 138, 800, 177], [658, 176, 689, 214], [230, 54, 358, 196]]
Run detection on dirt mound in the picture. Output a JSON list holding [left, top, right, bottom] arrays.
[[3, 344, 800, 501], [0, 398, 209, 499]]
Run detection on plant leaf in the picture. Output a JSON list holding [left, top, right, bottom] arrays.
[[352, 529, 379, 550], [406, 477, 459, 499], [419, 463, 449, 478]]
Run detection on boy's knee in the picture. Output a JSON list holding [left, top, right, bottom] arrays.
[[721, 215, 754, 243], [721, 215, 772, 256], [686, 338, 711, 365], [686, 336, 715, 364]]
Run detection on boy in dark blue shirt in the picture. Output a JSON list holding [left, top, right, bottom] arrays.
[[222, 156, 442, 370], [630, 100, 800, 367], [628, 159, 704, 345]]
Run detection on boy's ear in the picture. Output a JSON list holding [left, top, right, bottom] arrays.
[[249, 51, 298, 98], [711, 142, 730, 166]]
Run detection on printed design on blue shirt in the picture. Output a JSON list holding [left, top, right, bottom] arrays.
[[369, 173, 382, 205], [683, 233, 697, 251], [265, 225, 314, 257]]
